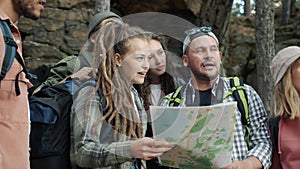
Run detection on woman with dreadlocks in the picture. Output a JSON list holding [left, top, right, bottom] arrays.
[[70, 22, 172, 169]]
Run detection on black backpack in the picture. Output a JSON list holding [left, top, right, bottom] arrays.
[[0, 19, 36, 95], [29, 79, 97, 169], [268, 116, 281, 168]]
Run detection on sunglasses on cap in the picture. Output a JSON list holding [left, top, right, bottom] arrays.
[[184, 26, 212, 36]]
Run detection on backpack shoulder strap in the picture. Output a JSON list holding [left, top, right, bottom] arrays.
[[66, 79, 107, 109], [224, 76, 251, 149], [164, 85, 184, 107], [268, 116, 280, 152], [0, 19, 37, 95], [0, 19, 17, 81], [70, 79, 111, 143], [268, 116, 281, 168]]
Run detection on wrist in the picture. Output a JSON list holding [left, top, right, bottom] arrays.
[[244, 156, 262, 169]]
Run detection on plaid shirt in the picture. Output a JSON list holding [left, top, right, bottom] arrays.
[[70, 85, 147, 169], [160, 77, 272, 168]]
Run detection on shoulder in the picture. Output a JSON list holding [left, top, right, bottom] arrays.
[[240, 82, 260, 98], [159, 93, 173, 106], [159, 85, 184, 106], [221, 77, 257, 92], [222, 77, 263, 104], [173, 77, 186, 88], [58, 55, 78, 63], [55, 55, 78, 67], [74, 81, 100, 101], [50, 55, 78, 75]]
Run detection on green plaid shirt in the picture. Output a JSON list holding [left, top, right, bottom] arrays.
[[37, 51, 94, 89], [70, 85, 147, 169]]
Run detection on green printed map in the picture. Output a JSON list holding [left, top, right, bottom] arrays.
[[150, 102, 236, 169]]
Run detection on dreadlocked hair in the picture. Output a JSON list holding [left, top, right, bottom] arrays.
[[86, 22, 150, 141], [136, 33, 176, 111]]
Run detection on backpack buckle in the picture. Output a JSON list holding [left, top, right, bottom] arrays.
[[26, 72, 38, 80], [4, 36, 17, 47]]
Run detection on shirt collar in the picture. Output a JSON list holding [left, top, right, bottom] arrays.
[[188, 76, 220, 97]]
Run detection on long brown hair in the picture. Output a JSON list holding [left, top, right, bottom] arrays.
[[136, 33, 176, 111], [86, 23, 150, 140]]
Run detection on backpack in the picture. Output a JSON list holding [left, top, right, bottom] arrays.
[[29, 79, 98, 169], [0, 19, 36, 95], [268, 116, 281, 167], [165, 76, 251, 149]]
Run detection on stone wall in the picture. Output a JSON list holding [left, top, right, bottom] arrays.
[[19, 0, 95, 74], [18, 0, 300, 88], [224, 12, 300, 89]]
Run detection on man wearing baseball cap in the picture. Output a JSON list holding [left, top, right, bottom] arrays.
[[160, 26, 272, 168]]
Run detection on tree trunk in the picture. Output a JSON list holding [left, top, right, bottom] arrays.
[[244, 0, 251, 16], [281, 0, 291, 25], [291, 0, 296, 16], [195, 0, 234, 51], [95, 0, 111, 13], [255, 0, 275, 113]]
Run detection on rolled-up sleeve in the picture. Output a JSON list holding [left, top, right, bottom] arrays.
[[246, 86, 272, 168]]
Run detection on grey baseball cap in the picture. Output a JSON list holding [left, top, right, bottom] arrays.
[[270, 46, 300, 85], [87, 11, 122, 38], [183, 26, 219, 54]]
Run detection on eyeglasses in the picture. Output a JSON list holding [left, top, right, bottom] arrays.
[[184, 26, 212, 36]]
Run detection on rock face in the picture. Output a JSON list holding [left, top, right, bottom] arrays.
[[19, 0, 94, 66], [225, 13, 300, 89], [18, 0, 300, 88]]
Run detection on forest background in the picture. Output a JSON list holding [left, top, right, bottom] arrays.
[[18, 0, 300, 113]]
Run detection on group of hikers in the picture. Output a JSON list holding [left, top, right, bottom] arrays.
[[1, 0, 300, 169]]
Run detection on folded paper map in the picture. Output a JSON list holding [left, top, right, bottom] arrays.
[[150, 102, 236, 169]]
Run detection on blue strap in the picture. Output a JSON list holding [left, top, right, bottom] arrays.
[[0, 20, 16, 81], [0, 19, 37, 95]]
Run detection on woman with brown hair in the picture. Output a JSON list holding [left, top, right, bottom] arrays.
[[136, 33, 185, 110]]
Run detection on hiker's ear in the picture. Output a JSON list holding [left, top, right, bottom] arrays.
[[219, 51, 223, 60], [182, 54, 188, 67], [115, 53, 122, 67]]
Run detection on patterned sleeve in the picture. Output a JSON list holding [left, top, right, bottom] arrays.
[[71, 85, 133, 168], [245, 84, 272, 168]]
